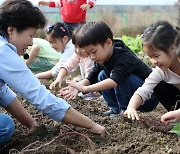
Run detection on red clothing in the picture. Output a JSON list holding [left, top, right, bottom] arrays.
[[49, 0, 95, 23]]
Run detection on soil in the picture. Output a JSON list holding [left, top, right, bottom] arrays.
[[0, 81, 180, 154]]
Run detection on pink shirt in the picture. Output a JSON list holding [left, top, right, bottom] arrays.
[[135, 66, 180, 104], [61, 52, 94, 79]]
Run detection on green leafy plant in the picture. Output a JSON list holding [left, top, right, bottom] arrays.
[[121, 35, 151, 66], [121, 35, 143, 54], [169, 123, 180, 136]]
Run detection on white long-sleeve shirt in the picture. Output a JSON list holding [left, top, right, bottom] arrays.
[[51, 40, 74, 77], [135, 66, 180, 104]]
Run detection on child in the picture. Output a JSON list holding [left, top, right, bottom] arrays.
[[49, 28, 95, 100], [161, 31, 180, 124], [38, 0, 96, 34], [124, 20, 180, 121], [36, 22, 75, 79], [0, 0, 106, 147], [61, 21, 159, 117], [25, 38, 61, 74]]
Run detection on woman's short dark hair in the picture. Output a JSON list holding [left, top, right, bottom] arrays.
[[141, 20, 178, 54], [0, 0, 46, 38], [72, 21, 114, 48]]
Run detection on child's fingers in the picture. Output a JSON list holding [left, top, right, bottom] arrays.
[[134, 112, 140, 120], [49, 81, 58, 89], [124, 110, 139, 120], [161, 116, 175, 124], [80, 4, 86, 10], [49, 83, 55, 89], [66, 80, 76, 87]]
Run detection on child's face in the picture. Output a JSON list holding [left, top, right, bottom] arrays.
[[81, 39, 113, 64], [8, 27, 36, 56], [143, 44, 172, 71], [75, 47, 88, 58], [47, 34, 67, 52]]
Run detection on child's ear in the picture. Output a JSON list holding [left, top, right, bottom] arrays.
[[169, 44, 176, 54], [106, 38, 113, 47], [63, 36, 69, 44]]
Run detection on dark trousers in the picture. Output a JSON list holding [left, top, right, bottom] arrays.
[[154, 81, 180, 111]]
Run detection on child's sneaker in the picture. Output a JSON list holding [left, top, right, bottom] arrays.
[[103, 109, 124, 118], [78, 92, 96, 100]]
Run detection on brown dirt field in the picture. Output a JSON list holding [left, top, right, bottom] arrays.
[[0, 81, 180, 154]]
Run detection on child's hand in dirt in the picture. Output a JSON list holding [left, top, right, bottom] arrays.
[[124, 107, 140, 120], [80, 4, 91, 10], [49, 79, 62, 90], [66, 80, 88, 93], [161, 109, 180, 124]]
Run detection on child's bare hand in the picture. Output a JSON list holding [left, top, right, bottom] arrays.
[[58, 86, 77, 100], [49, 79, 62, 90], [58, 87, 69, 96], [66, 80, 87, 93], [161, 109, 180, 124], [80, 4, 91, 10], [68, 86, 79, 98], [124, 107, 140, 120]]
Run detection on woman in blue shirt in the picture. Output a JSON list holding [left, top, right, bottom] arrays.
[[0, 0, 106, 147]]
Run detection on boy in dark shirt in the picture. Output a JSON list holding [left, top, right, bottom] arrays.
[[60, 21, 158, 117]]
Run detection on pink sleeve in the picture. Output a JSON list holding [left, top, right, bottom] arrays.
[[61, 53, 81, 74], [82, 57, 94, 78]]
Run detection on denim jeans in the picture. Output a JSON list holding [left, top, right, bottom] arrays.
[[0, 113, 14, 147], [98, 70, 158, 112]]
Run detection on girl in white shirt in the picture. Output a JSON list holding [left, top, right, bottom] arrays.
[[124, 20, 180, 121], [161, 32, 180, 124], [36, 22, 74, 79]]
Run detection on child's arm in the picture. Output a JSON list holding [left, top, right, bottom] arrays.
[[39, 0, 62, 8], [161, 109, 180, 124], [124, 94, 143, 120], [49, 68, 68, 89], [124, 67, 165, 120], [35, 70, 54, 79], [25, 44, 40, 67], [67, 78, 117, 93]]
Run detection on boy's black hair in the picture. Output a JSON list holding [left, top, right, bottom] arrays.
[[72, 21, 114, 48], [0, 0, 46, 38], [175, 32, 180, 58], [141, 20, 179, 53], [46, 22, 71, 40]]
